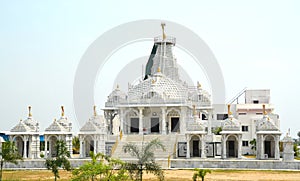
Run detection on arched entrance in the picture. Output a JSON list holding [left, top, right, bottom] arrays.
[[190, 135, 201, 157], [48, 136, 58, 157], [264, 135, 275, 158], [14, 136, 27, 158], [84, 135, 94, 157], [226, 135, 238, 158]]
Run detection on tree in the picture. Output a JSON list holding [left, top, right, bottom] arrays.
[[213, 127, 222, 135], [45, 140, 71, 181], [294, 143, 299, 157], [72, 136, 80, 154], [192, 168, 211, 181], [250, 139, 256, 151], [122, 138, 165, 181], [0, 141, 23, 181], [72, 151, 128, 181]]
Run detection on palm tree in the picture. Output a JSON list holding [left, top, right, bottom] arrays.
[[122, 138, 165, 181], [45, 140, 71, 181], [72, 151, 128, 181], [250, 139, 256, 151], [0, 141, 23, 181], [192, 168, 211, 181]]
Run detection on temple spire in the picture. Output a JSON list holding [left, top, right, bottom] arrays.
[[161, 22, 166, 40]]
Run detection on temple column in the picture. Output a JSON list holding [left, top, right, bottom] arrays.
[[275, 135, 280, 160], [221, 135, 226, 159], [23, 136, 28, 158], [186, 135, 190, 158], [238, 134, 242, 159], [44, 136, 48, 158], [120, 109, 124, 133], [79, 136, 84, 158], [260, 134, 264, 159], [94, 136, 97, 154], [180, 107, 186, 134], [201, 135, 206, 158], [208, 110, 212, 135], [138, 107, 144, 135], [161, 107, 166, 135]]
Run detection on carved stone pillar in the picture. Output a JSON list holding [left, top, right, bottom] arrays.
[[208, 110, 212, 135], [275, 135, 280, 160], [201, 135, 206, 158], [161, 107, 166, 135], [44, 136, 48, 158], [186, 135, 190, 158], [238, 134, 242, 159], [138, 107, 144, 135], [23, 135, 28, 158], [79, 135, 85, 158], [221, 134, 226, 159]]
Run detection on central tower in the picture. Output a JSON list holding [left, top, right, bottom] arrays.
[[144, 23, 180, 82]]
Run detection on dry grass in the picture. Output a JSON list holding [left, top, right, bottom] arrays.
[[2, 169, 300, 181]]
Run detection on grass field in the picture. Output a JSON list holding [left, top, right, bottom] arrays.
[[2, 169, 300, 181]]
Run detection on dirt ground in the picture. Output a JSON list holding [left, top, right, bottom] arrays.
[[2, 169, 300, 181]]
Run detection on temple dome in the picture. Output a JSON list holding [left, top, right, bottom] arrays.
[[128, 72, 188, 102]]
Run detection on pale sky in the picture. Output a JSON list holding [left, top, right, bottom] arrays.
[[1, 1, 300, 137]]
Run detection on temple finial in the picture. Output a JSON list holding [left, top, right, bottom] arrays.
[[193, 105, 197, 116], [262, 104, 267, 115], [161, 22, 166, 40], [93, 105, 97, 116], [197, 81, 202, 89], [28, 106, 32, 117], [61, 106, 65, 117], [157, 67, 161, 73], [227, 104, 232, 116]]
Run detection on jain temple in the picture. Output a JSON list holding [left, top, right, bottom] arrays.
[[0, 23, 298, 169]]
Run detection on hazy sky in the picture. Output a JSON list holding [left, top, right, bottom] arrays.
[[1, 1, 300, 137]]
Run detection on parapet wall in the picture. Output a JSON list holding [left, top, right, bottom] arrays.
[[171, 159, 300, 170], [3, 158, 300, 170]]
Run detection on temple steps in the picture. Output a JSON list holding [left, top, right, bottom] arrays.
[[111, 134, 178, 159]]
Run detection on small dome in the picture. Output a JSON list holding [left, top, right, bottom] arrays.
[[80, 115, 107, 132], [22, 117, 39, 131], [256, 105, 279, 131], [256, 114, 279, 131], [222, 115, 241, 131], [107, 85, 127, 104]]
